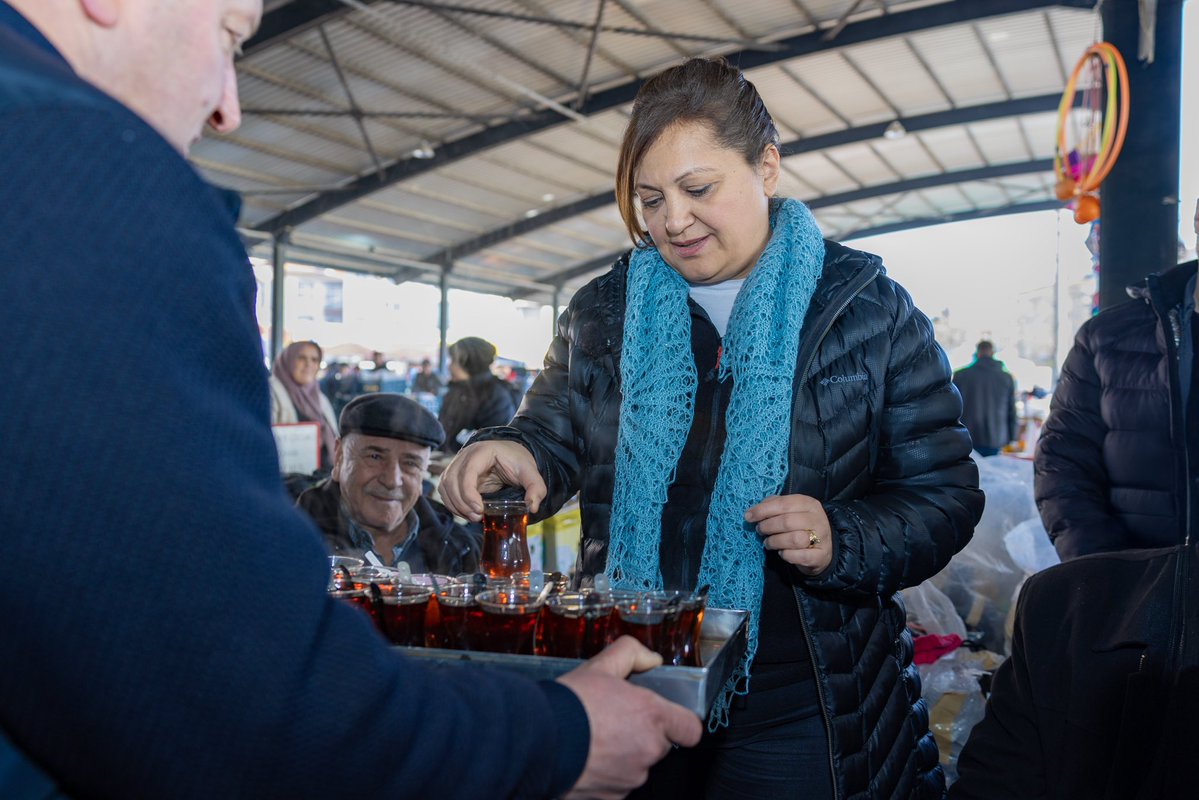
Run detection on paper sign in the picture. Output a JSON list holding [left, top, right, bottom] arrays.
[[272, 422, 320, 474]]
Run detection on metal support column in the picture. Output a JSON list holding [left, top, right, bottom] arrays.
[[1098, 0, 1184, 310], [270, 231, 289, 363], [551, 285, 562, 339], [438, 260, 451, 373]]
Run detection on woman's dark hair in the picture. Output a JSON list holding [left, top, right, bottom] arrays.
[[615, 57, 779, 246], [448, 336, 498, 377]]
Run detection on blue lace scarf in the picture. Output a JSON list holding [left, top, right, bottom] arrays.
[[607, 197, 825, 728]]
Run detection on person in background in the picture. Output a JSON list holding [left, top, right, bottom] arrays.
[[952, 339, 1018, 457], [976, 209, 1199, 792], [961, 207, 1199, 795], [297, 393, 480, 573], [270, 340, 339, 472], [358, 350, 392, 394], [438, 336, 517, 453], [1035, 248, 1198, 560], [440, 57, 982, 800], [0, 1, 701, 796], [412, 357, 443, 395], [319, 361, 357, 418], [950, 538, 1199, 799]]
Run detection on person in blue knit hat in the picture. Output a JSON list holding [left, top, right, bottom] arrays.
[[441, 56, 983, 800]]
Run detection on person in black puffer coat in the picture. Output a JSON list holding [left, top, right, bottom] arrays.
[[1034, 259, 1198, 560], [438, 336, 517, 453], [440, 58, 983, 800]]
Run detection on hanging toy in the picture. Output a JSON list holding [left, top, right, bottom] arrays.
[[1053, 42, 1130, 224]]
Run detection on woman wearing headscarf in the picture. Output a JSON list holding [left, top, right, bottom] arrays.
[[269, 340, 339, 472], [439, 58, 982, 799], [437, 336, 517, 453]]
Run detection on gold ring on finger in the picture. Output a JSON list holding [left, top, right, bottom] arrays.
[[806, 529, 820, 548]]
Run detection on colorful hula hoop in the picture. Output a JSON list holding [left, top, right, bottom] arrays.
[[1053, 42, 1130, 223]]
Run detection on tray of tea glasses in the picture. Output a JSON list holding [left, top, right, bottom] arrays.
[[396, 606, 749, 718]]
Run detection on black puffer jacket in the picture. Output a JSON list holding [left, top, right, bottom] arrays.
[[479, 241, 982, 799], [438, 372, 517, 453], [1035, 261, 1198, 560], [952, 543, 1199, 800]]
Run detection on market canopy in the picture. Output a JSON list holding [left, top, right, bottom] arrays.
[[198, 0, 1098, 305]]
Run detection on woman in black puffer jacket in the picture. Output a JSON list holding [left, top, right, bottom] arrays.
[[440, 58, 983, 800]]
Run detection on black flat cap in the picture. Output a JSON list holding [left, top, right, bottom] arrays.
[[339, 393, 444, 448]]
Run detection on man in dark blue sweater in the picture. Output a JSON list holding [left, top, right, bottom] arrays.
[[0, 2, 701, 798]]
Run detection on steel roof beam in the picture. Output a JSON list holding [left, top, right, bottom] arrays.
[[511, 197, 1066, 299], [507, 165, 1055, 298], [444, 194, 616, 262], [507, 250, 629, 300], [425, 94, 1060, 265], [807, 158, 1052, 209], [251, 0, 1093, 234], [840, 199, 1062, 239], [387, 0, 781, 51], [241, 0, 377, 58], [510, 195, 1063, 301]]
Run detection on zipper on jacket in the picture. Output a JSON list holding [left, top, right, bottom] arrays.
[[1169, 308, 1194, 547], [701, 372, 728, 494], [1161, 307, 1190, 546], [782, 266, 877, 800], [795, 589, 840, 799], [1168, 546, 1190, 677], [1179, 422, 1189, 546], [1150, 293, 1193, 682]]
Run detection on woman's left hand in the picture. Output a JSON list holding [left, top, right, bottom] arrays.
[[745, 494, 833, 576]]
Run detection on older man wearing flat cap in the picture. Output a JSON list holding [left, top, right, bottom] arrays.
[[297, 393, 481, 574]]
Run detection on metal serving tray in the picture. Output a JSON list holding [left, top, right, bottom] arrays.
[[396, 607, 748, 717]]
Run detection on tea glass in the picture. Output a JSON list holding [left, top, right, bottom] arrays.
[[612, 591, 705, 666], [327, 570, 375, 618], [475, 588, 543, 655], [480, 499, 531, 579], [376, 583, 434, 647], [541, 591, 615, 659], [430, 583, 486, 650]]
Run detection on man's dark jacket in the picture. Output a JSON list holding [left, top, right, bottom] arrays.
[[296, 479, 481, 574], [1035, 261, 1198, 560], [0, 7, 586, 797], [952, 356, 1017, 450], [952, 543, 1199, 800], [440, 371, 518, 453], [479, 242, 984, 799]]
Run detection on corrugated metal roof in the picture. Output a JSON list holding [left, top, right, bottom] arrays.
[[908, 24, 1010, 105], [197, 0, 1107, 304], [967, 117, 1037, 163], [841, 38, 954, 116]]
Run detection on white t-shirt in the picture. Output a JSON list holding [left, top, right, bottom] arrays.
[[688, 278, 745, 338]]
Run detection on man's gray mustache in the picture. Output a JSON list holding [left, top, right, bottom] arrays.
[[365, 489, 405, 501]]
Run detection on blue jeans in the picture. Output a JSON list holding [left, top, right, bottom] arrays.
[[628, 667, 834, 800]]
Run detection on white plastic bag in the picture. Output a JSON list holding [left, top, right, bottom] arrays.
[[930, 455, 1055, 654]]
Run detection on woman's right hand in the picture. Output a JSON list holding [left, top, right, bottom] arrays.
[[438, 440, 547, 522]]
